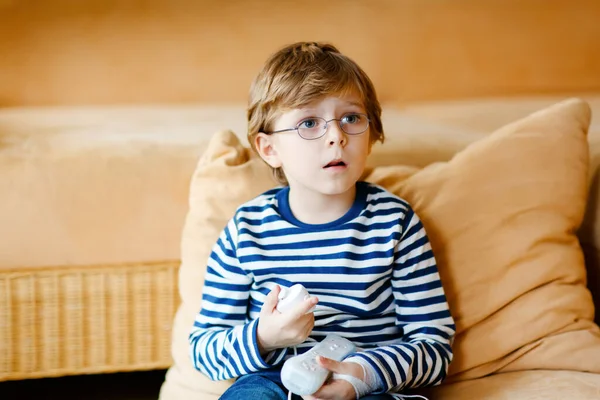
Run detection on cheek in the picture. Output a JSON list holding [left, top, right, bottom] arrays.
[[278, 140, 317, 166], [352, 137, 371, 157]]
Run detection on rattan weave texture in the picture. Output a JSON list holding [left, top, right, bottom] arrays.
[[0, 261, 179, 381]]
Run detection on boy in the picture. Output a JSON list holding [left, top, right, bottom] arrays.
[[189, 42, 455, 400]]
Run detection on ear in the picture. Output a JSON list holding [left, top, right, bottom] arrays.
[[255, 132, 283, 168]]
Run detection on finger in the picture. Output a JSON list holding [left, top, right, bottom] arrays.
[[289, 296, 319, 318], [311, 378, 354, 400], [261, 285, 281, 314]]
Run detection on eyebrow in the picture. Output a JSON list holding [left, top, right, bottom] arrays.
[[298, 101, 364, 113], [345, 100, 364, 108]]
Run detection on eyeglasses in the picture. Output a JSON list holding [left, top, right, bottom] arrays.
[[266, 113, 370, 140]]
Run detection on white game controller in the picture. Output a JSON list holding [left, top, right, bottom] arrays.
[[276, 284, 315, 314], [280, 334, 357, 396]]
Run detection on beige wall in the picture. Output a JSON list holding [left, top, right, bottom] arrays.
[[1, 0, 599, 107]]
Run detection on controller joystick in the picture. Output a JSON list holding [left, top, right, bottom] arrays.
[[276, 284, 314, 313]]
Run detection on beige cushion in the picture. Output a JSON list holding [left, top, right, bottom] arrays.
[[416, 370, 600, 400], [159, 133, 274, 399], [160, 98, 600, 399], [398, 94, 600, 324]]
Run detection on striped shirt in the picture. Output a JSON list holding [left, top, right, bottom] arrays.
[[189, 181, 455, 396]]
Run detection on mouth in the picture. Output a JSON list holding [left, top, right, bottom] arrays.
[[323, 159, 347, 169]]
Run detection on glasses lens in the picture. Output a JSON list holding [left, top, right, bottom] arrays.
[[298, 118, 327, 139], [341, 113, 369, 134]]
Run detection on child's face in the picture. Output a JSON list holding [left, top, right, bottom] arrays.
[[256, 93, 371, 198]]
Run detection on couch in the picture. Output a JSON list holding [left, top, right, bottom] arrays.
[[1, 0, 600, 398]]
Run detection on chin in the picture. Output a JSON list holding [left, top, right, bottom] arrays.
[[317, 181, 357, 196]]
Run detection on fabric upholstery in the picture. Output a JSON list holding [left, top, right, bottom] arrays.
[[0, 106, 481, 269], [398, 95, 600, 324], [416, 370, 600, 400]]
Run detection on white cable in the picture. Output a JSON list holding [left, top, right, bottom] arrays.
[[287, 346, 297, 400]]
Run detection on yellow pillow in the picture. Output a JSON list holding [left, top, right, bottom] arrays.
[[159, 98, 600, 399], [160, 131, 274, 400]]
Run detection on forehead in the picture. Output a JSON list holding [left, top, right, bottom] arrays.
[[281, 91, 365, 114], [304, 93, 363, 109]]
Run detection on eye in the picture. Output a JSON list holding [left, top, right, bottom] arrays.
[[341, 113, 363, 124], [298, 118, 320, 129]]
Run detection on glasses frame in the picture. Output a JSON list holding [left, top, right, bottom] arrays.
[[265, 113, 370, 140]]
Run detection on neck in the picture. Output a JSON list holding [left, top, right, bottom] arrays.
[[287, 185, 357, 225]]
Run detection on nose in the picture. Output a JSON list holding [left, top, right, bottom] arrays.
[[325, 120, 347, 147]]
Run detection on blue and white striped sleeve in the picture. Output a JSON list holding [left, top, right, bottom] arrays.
[[188, 218, 287, 381], [345, 205, 455, 393]]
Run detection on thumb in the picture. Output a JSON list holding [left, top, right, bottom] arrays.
[[316, 355, 347, 373], [261, 285, 281, 314]]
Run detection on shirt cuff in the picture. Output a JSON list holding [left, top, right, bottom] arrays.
[[248, 318, 288, 369], [344, 351, 391, 394]]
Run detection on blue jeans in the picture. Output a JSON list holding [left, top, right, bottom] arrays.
[[219, 367, 394, 400]]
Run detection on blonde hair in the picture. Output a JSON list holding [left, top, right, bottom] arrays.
[[247, 41, 384, 185]]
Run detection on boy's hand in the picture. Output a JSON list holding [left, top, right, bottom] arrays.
[[257, 285, 318, 353], [302, 357, 365, 400]]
